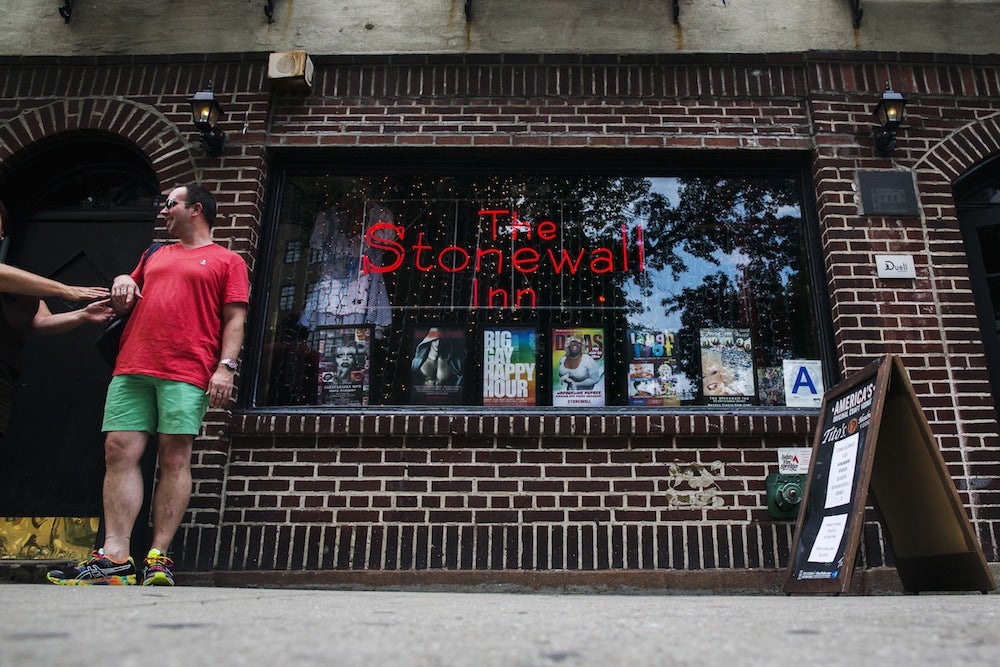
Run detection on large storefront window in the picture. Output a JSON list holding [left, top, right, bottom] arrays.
[[254, 158, 827, 410]]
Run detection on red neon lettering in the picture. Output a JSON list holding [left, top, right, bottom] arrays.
[[413, 232, 434, 272], [546, 248, 586, 274], [363, 223, 405, 273], [475, 247, 505, 274], [510, 211, 532, 240], [537, 220, 557, 241], [511, 247, 540, 273], [470, 281, 538, 309], [488, 287, 508, 307], [590, 248, 615, 273], [620, 223, 629, 272], [516, 288, 537, 308], [438, 246, 470, 273], [637, 224, 645, 271], [479, 209, 509, 241]]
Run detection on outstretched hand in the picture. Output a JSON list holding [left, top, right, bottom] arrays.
[[64, 285, 110, 302], [80, 298, 115, 325]]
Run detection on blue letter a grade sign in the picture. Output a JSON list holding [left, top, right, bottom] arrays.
[[783, 360, 824, 408]]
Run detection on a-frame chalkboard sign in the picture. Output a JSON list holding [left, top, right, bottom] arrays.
[[784, 354, 995, 594]]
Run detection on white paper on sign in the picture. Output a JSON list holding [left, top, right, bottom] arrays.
[[807, 513, 849, 564], [824, 432, 859, 509]]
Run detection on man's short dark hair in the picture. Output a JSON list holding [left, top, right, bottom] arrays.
[[184, 184, 217, 227]]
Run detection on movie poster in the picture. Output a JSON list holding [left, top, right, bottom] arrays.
[[483, 327, 537, 406], [315, 326, 371, 405], [551, 327, 606, 407], [410, 325, 466, 405], [699, 327, 756, 405], [625, 329, 692, 406]]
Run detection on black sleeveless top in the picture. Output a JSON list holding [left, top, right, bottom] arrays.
[[0, 291, 41, 375]]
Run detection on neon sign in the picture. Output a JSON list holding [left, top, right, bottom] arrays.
[[363, 209, 645, 308]]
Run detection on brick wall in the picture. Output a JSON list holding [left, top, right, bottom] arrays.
[[214, 412, 819, 572], [1, 51, 998, 579], [806, 53, 1000, 563]]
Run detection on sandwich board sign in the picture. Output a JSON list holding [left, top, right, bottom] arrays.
[[784, 355, 995, 594]]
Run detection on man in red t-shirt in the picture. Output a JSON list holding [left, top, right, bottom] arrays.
[[48, 184, 249, 587]]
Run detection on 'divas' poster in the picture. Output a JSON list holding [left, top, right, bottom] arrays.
[[551, 327, 605, 407]]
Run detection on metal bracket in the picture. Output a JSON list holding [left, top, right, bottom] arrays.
[[848, 0, 862, 28], [465, 0, 473, 21], [265, 0, 275, 23], [59, 0, 73, 23]]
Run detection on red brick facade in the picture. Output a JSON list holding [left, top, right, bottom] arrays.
[[1, 51, 998, 583]]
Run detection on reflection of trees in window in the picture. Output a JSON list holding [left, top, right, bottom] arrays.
[[642, 177, 815, 402]]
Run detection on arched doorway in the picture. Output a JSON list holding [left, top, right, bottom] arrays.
[[0, 134, 159, 559], [956, 154, 1000, 424]]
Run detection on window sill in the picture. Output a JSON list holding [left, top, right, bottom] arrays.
[[229, 407, 820, 439]]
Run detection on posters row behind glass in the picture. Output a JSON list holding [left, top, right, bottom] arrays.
[[312, 324, 825, 408]]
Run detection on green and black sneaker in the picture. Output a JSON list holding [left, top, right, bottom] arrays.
[[142, 548, 175, 586]]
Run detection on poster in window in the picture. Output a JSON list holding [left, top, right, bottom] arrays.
[[757, 366, 785, 406], [625, 329, 689, 406], [315, 326, 371, 406], [552, 327, 606, 407], [410, 325, 466, 405], [699, 327, 756, 405], [483, 327, 537, 406], [783, 359, 824, 408]]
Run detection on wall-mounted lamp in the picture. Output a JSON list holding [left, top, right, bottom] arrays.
[[187, 86, 226, 156], [872, 82, 907, 157]]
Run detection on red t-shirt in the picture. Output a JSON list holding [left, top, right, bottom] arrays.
[[115, 243, 250, 390]]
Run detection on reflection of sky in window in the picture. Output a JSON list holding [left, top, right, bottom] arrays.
[[626, 178, 801, 333]]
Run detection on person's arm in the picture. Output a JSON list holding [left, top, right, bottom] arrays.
[[109, 274, 142, 316], [574, 355, 605, 390], [206, 302, 248, 409], [0, 263, 109, 302], [29, 299, 114, 335]]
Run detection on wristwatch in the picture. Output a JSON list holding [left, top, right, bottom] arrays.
[[219, 358, 239, 372]]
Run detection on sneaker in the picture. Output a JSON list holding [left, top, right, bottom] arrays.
[[142, 548, 175, 586], [47, 550, 137, 586]]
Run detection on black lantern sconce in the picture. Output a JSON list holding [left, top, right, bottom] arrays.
[[872, 82, 907, 157], [187, 85, 226, 156]]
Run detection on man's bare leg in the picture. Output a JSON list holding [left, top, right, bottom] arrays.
[[101, 430, 149, 562], [149, 433, 195, 554]]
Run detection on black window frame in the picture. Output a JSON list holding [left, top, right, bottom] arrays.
[[243, 148, 837, 413]]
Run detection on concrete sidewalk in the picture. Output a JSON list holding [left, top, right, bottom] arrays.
[[2, 583, 999, 666]]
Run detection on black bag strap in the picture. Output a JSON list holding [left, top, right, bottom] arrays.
[[135, 242, 165, 289]]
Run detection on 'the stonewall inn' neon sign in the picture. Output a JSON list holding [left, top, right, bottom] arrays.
[[363, 209, 646, 309]]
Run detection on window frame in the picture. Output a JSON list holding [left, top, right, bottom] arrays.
[[244, 148, 837, 413]]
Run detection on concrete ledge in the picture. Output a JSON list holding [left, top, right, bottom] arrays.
[[8, 562, 996, 594], [203, 567, 906, 595]]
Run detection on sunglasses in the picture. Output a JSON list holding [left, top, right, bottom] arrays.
[[162, 199, 195, 210]]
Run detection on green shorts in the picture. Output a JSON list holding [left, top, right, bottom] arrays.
[[102, 374, 209, 435]]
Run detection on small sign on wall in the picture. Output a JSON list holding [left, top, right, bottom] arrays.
[[875, 254, 917, 279], [778, 448, 812, 475], [858, 170, 919, 216]]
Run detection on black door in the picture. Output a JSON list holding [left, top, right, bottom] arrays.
[[960, 207, 1000, 423], [0, 211, 156, 517]]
